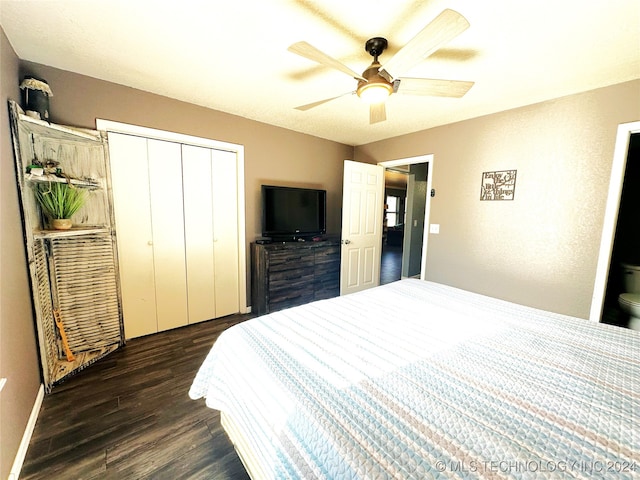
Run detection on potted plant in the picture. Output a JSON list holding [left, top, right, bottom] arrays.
[[33, 181, 86, 230]]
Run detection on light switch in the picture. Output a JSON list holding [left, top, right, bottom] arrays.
[[429, 224, 440, 234]]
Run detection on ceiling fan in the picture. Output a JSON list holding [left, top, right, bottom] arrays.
[[288, 9, 474, 124]]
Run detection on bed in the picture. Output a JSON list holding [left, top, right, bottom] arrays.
[[189, 279, 639, 479]]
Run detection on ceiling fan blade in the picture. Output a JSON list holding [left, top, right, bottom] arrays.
[[288, 41, 366, 81], [379, 9, 470, 80], [396, 78, 474, 98], [294, 91, 353, 111], [370, 102, 386, 124]]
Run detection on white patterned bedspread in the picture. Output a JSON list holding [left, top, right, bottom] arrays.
[[189, 279, 640, 479]]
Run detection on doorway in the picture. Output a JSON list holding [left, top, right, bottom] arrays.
[[591, 122, 640, 325], [599, 132, 640, 327], [381, 168, 408, 284], [378, 155, 433, 284]]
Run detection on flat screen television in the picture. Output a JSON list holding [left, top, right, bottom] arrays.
[[262, 185, 326, 241]]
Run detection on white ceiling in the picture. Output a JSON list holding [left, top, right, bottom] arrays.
[[1, 0, 639, 146]]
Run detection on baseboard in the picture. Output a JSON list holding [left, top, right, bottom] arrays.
[[9, 384, 44, 480]]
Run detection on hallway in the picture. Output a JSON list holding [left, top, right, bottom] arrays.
[[380, 244, 402, 285]]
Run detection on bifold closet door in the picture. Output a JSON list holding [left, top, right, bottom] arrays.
[[110, 133, 239, 338], [108, 134, 188, 338], [212, 149, 240, 317], [182, 146, 240, 321], [108, 133, 158, 338], [182, 145, 216, 323], [147, 139, 188, 331]]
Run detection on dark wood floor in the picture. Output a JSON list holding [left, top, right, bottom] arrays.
[[21, 314, 254, 480], [21, 250, 401, 479], [380, 244, 402, 285]]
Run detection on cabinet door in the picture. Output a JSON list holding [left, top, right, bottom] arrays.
[[108, 133, 158, 338], [182, 145, 216, 323], [212, 149, 240, 317], [147, 139, 189, 331]]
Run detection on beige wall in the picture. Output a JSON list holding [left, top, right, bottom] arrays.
[[0, 28, 42, 479], [16, 60, 354, 299], [356, 80, 640, 318]]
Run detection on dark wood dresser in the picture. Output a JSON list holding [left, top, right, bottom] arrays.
[[251, 238, 341, 315]]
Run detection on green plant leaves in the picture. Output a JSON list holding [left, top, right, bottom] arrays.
[[33, 182, 86, 219]]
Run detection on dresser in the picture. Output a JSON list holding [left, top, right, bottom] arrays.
[[251, 239, 341, 315]]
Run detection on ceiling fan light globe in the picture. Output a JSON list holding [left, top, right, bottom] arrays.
[[357, 83, 392, 104]]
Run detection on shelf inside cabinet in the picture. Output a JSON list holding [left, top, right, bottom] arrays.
[[18, 112, 103, 143], [25, 173, 101, 189], [34, 226, 110, 239]]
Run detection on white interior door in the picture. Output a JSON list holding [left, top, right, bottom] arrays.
[[108, 133, 158, 339], [340, 160, 385, 295]]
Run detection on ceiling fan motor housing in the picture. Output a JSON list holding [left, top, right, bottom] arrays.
[[357, 37, 393, 102]]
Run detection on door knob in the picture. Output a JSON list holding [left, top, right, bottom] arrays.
[[342, 239, 351, 244]]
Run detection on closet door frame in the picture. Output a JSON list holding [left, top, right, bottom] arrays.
[[95, 119, 248, 314]]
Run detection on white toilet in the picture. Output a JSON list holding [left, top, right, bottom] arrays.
[[618, 262, 640, 331]]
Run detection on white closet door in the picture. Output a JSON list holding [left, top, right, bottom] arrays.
[[108, 133, 158, 339], [147, 139, 189, 331], [182, 145, 216, 324], [212, 149, 240, 316]]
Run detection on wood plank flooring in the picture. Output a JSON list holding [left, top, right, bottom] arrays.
[[20, 314, 254, 480], [380, 244, 402, 285]]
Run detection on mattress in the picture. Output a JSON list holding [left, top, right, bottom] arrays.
[[189, 279, 640, 479]]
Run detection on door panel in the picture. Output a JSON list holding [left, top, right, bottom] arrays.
[[108, 133, 157, 339], [364, 246, 375, 284], [212, 150, 240, 316], [346, 249, 360, 288], [148, 139, 189, 331], [365, 190, 378, 233], [182, 145, 216, 324], [340, 160, 384, 295]]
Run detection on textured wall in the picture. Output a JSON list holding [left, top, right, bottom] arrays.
[[355, 80, 640, 318], [16, 59, 355, 303], [0, 27, 42, 479]]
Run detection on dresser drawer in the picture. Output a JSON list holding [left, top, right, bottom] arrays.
[[269, 294, 315, 313], [314, 245, 340, 264], [269, 270, 315, 293], [268, 250, 315, 272]]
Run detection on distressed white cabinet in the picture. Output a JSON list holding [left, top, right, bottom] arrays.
[[8, 100, 124, 392], [107, 132, 240, 338]]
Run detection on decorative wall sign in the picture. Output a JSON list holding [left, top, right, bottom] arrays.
[[480, 170, 517, 201]]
